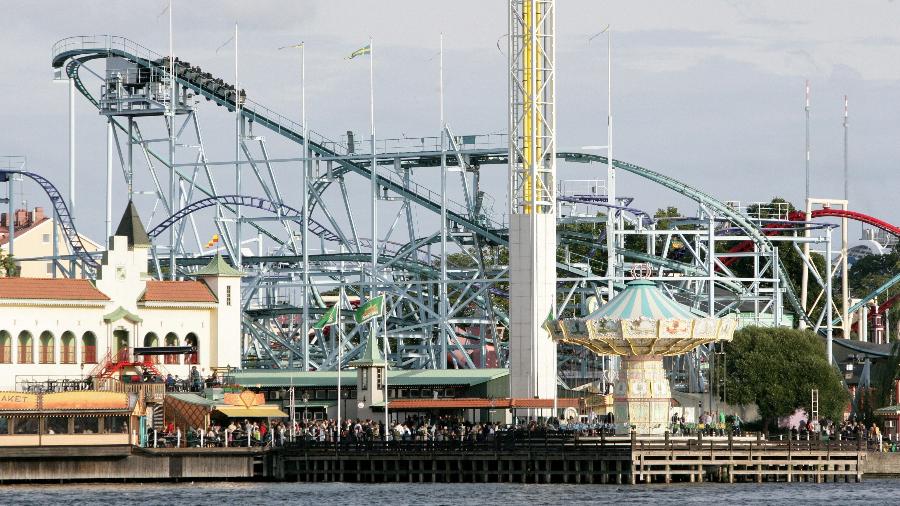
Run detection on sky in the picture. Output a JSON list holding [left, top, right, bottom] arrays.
[[1, 0, 899, 247]]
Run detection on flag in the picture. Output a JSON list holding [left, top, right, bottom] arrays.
[[346, 44, 371, 60], [313, 305, 338, 330], [354, 295, 384, 324], [541, 306, 555, 333]]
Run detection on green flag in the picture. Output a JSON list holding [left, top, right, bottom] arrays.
[[541, 306, 555, 333], [346, 44, 371, 60], [313, 305, 337, 330], [354, 295, 385, 324]]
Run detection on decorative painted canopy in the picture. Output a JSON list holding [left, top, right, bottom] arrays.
[[547, 280, 737, 357]]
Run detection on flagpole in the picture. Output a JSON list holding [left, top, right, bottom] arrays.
[[383, 311, 389, 439], [336, 284, 342, 442], [439, 33, 448, 370], [234, 21, 242, 271], [301, 42, 310, 372], [366, 37, 387, 438], [369, 36, 377, 300], [167, 0, 177, 280]]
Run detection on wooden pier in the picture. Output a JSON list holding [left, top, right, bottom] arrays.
[[0, 434, 878, 484], [272, 434, 868, 484]]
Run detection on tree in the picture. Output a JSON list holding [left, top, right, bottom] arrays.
[[873, 341, 900, 410], [848, 250, 900, 301], [719, 326, 848, 428], [0, 249, 17, 277], [653, 206, 680, 231]]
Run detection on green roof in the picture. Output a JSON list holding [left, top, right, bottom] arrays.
[[348, 336, 387, 367], [114, 200, 151, 248], [231, 368, 509, 389], [193, 254, 243, 278], [875, 405, 900, 416], [104, 306, 143, 323], [587, 280, 695, 320], [166, 392, 218, 407]]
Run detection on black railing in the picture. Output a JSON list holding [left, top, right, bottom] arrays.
[[280, 431, 878, 454]]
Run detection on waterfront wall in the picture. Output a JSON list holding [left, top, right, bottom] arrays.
[[0, 446, 259, 482], [2, 439, 896, 484], [864, 452, 900, 476]]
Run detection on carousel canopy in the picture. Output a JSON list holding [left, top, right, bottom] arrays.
[[548, 280, 736, 357], [586, 280, 696, 320]]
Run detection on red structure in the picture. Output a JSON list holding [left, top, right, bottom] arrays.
[[88, 348, 168, 380], [721, 208, 900, 269]]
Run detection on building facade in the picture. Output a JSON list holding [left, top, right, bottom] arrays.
[[0, 206, 102, 278], [0, 203, 242, 390]]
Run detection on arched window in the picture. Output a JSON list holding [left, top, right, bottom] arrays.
[[0, 331, 10, 364], [82, 332, 97, 364], [144, 332, 159, 364], [164, 332, 179, 365], [18, 331, 33, 364], [185, 333, 199, 365], [39, 331, 55, 364], [60, 331, 76, 364]]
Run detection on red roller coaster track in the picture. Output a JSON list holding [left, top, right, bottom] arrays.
[[801, 208, 900, 238], [720, 208, 900, 268]]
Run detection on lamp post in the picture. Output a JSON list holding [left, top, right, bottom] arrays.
[[302, 391, 309, 422], [339, 389, 350, 442]]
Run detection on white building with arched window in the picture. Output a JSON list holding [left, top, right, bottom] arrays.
[[0, 202, 242, 390]]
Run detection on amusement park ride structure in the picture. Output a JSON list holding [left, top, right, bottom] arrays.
[[1, 3, 898, 396]]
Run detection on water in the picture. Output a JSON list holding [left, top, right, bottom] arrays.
[[2, 480, 897, 505]]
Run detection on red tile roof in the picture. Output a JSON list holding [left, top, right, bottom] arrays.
[[141, 280, 217, 303], [387, 398, 581, 410], [0, 217, 50, 246], [0, 278, 109, 301]]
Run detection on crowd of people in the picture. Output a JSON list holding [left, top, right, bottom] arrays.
[[669, 411, 744, 437], [145, 411, 896, 451], [163, 366, 222, 393], [146, 415, 599, 448], [790, 416, 882, 444], [148, 419, 292, 447]]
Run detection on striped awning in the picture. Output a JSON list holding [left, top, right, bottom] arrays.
[[215, 405, 288, 418], [587, 280, 695, 320]]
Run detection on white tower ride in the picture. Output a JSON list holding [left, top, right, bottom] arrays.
[[507, 0, 557, 409]]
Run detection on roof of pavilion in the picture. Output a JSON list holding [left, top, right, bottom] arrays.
[[586, 280, 695, 321], [548, 280, 737, 357]]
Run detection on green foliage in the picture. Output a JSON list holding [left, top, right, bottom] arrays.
[[653, 206, 680, 231], [848, 250, 900, 301], [745, 197, 796, 220], [873, 341, 900, 409], [0, 249, 17, 277], [721, 326, 848, 426]]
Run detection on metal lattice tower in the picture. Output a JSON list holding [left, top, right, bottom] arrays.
[[507, 0, 558, 403]]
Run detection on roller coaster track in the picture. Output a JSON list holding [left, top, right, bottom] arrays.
[[798, 209, 900, 238], [51, 36, 505, 246], [51, 36, 814, 326], [556, 152, 814, 327], [557, 195, 654, 227], [724, 209, 899, 267], [0, 169, 99, 270], [146, 195, 339, 242]]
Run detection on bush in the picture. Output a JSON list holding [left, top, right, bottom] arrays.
[[719, 326, 848, 429]]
